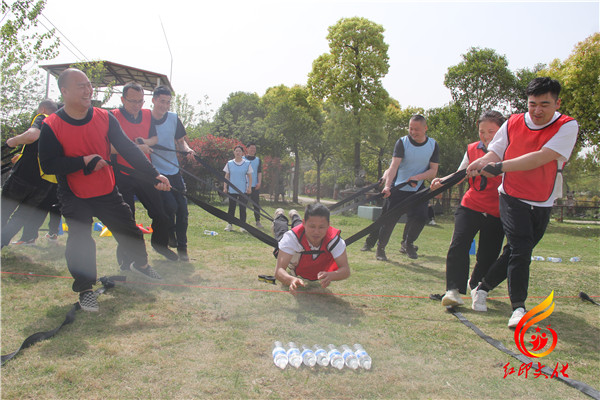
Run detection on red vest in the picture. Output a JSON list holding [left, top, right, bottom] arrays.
[[503, 113, 574, 202], [291, 224, 341, 281], [461, 141, 502, 217], [111, 108, 152, 171], [44, 108, 115, 198]]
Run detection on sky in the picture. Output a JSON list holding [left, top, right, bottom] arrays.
[[36, 0, 600, 115]]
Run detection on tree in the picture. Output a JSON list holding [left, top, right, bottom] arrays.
[[510, 63, 546, 113], [302, 100, 332, 202], [1, 0, 59, 140], [173, 93, 213, 139], [308, 17, 390, 179], [71, 60, 116, 107], [543, 33, 600, 150], [212, 91, 265, 147], [444, 47, 515, 137]]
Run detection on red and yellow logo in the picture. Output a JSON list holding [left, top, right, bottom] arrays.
[[514, 291, 558, 358]]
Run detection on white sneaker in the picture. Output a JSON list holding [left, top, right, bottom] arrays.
[[239, 228, 247, 233], [274, 208, 285, 218], [289, 209, 300, 220], [441, 289, 464, 307], [471, 288, 488, 312], [224, 224, 233, 232], [508, 307, 526, 328]]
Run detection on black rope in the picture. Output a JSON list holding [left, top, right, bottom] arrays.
[[580, 292, 600, 306], [329, 180, 383, 211], [331, 180, 416, 215]]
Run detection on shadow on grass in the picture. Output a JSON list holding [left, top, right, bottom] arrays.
[[290, 288, 365, 326], [1, 250, 67, 277], [384, 258, 446, 281], [545, 223, 600, 238]]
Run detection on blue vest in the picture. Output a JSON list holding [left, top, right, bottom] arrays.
[[227, 159, 251, 194], [243, 156, 260, 188], [151, 112, 179, 175], [394, 136, 436, 192]]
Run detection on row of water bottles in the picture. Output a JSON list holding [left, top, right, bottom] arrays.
[[531, 256, 581, 262], [272, 342, 371, 370]]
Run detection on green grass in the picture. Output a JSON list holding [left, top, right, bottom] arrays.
[[1, 201, 599, 399]]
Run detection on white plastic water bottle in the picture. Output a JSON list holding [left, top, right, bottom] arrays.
[[301, 344, 316, 367], [341, 345, 359, 369], [547, 257, 562, 263], [286, 342, 302, 368], [313, 345, 330, 366], [531, 256, 544, 261], [203, 230, 218, 236], [570, 257, 581, 262], [327, 344, 344, 370], [272, 341, 288, 369], [353, 344, 372, 370]]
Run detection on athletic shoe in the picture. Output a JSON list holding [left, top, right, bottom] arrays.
[[376, 247, 387, 261], [79, 291, 99, 312], [360, 244, 372, 252], [508, 307, 526, 328], [428, 220, 437, 226], [11, 238, 36, 246], [240, 228, 247, 233], [400, 241, 418, 254], [274, 208, 285, 218], [405, 243, 418, 259], [178, 248, 189, 262], [224, 224, 233, 232], [441, 289, 464, 307], [131, 263, 162, 280], [471, 288, 488, 312], [289, 209, 300, 220], [45, 233, 59, 243], [256, 221, 263, 228], [152, 244, 179, 261]]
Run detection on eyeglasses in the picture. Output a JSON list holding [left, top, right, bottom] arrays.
[[124, 98, 145, 105]]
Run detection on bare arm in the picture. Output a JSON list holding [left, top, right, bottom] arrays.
[[317, 250, 350, 289], [274, 251, 306, 294], [6, 127, 41, 147], [382, 157, 402, 197]]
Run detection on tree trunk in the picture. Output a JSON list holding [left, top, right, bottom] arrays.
[[292, 149, 300, 204], [354, 141, 361, 178], [316, 160, 322, 203]]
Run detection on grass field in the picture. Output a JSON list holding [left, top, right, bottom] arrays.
[[1, 200, 599, 399]]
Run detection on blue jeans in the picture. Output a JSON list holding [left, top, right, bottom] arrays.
[[161, 173, 188, 250]]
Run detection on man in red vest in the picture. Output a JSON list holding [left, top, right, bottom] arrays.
[[39, 68, 171, 312], [273, 203, 350, 294], [111, 82, 178, 262], [467, 77, 578, 328]]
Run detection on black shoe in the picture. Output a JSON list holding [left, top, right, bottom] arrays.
[[376, 247, 387, 261], [131, 263, 162, 280], [360, 244, 372, 252], [178, 248, 189, 262], [153, 244, 179, 261], [400, 241, 418, 254], [406, 243, 418, 260]]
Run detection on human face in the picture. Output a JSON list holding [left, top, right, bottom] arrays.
[[528, 93, 561, 126], [152, 94, 172, 118], [303, 215, 329, 247], [121, 89, 145, 117], [247, 145, 257, 156], [233, 147, 244, 159], [478, 120, 501, 147], [62, 71, 93, 111], [408, 119, 427, 143]]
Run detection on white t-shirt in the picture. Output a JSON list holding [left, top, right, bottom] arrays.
[[487, 112, 578, 207], [278, 230, 346, 268]]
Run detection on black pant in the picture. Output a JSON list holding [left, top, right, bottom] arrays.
[[250, 187, 261, 222], [273, 213, 302, 241], [445, 206, 504, 293], [227, 193, 248, 224], [364, 189, 429, 249], [58, 188, 148, 293], [481, 194, 551, 309], [161, 173, 188, 250], [20, 184, 61, 240], [115, 171, 172, 255]]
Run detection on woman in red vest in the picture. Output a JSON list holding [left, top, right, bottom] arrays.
[[431, 110, 506, 311]]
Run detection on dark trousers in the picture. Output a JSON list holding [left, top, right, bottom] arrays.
[[115, 171, 173, 257], [250, 187, 261, 222], [445, 206, 504, 294], [227, 193, 248, 224], [481, 194, 551, 309], [20, 184, 61, 240], [273, 213, 302, 241], [364, 189, 429, 249], [58, 188, 148, 293], [161, 173, 188, 250]]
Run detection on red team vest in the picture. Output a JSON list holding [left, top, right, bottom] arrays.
[[461, 141, 502, 217], [291, 224, 341, 281], [503, 113, 574, 202], [43, 108, 115, 199], [111, 108, 152, 171]]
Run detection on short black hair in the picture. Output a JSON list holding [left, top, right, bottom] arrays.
[[123, 82, 144, 97], [304, 203, 330, 222], [526, 77, 561, 100], [478, 110, 506, 127], [39, 99, 58, 113], [233, 145, 245, 152], [153, 85, 172, 98], [247, 142, 257, 148], [410, 114, 427, 125]]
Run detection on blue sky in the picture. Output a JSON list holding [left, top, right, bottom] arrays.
[[41, 0, 599, 113]]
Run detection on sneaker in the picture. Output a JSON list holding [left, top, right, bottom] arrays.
[[152, 244, 179, 261], [45, 233, 59, 243], [240, 227, 247, 233], [274, 208, 285, 218], [471, 288, 488, 312], [224, 224, 233, 232], [360, 244, 372, 252], [376, 247, 387, 261], [441, 289, 464, 307], [428, 220, 437, 226], [508, 307, 526, 328], [400, 241, 418, 254], [131, 263, 162, 280], [79, 291, 99, 312], [256, 221, 263, 228], [289, 209, 300, 220], [405, 243, 418, 259], [11, 238, 36, 246], [177, 248, 189, 262]]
